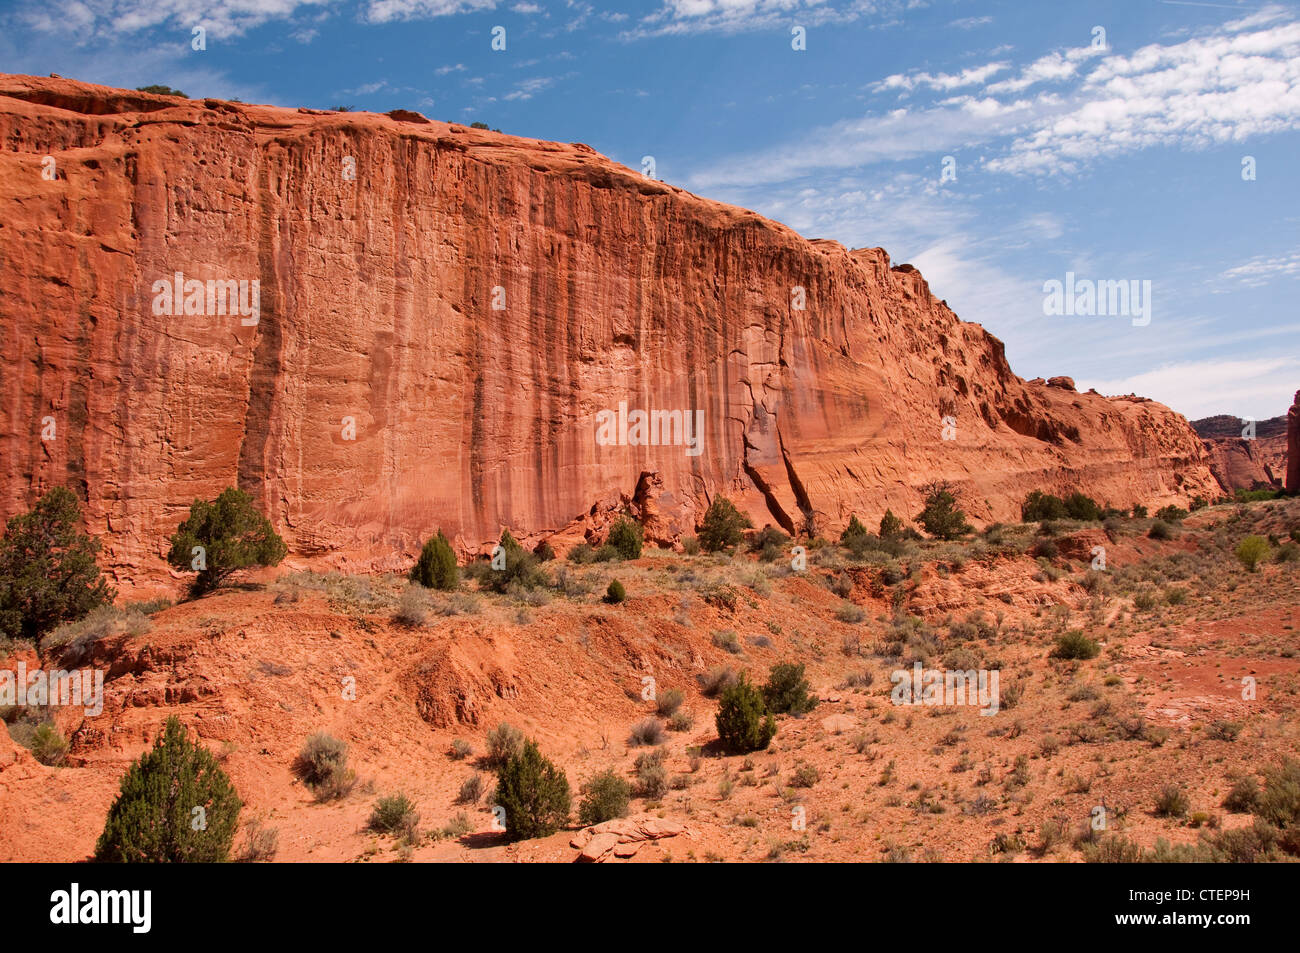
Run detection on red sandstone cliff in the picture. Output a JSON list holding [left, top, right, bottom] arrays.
[[1289, 392, 1300, 493], [0, 75, 1223, 585]]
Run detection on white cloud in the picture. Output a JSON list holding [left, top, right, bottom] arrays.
[[1077, 356, 1300, 420], [16, 0, 344, 39], [503, 75, 556, 100], [364, 0, 498, 23], [629, 0, 900, 38], [689, 9, 1300, 185], [872, 61, 1009, 93], [1219, 252, 1300, 287]]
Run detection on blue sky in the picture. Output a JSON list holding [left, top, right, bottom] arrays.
[[4, 0, 1298, 421]]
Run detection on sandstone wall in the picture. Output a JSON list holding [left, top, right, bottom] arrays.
[[0, 76, 1222, 584]]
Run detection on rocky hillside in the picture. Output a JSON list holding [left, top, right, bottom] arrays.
[[0, 75, 1220, 587]]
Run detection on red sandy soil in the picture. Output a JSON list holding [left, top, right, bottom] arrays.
[[2, 499, 1297, 863]]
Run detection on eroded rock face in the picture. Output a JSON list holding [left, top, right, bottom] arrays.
[[1200, 436, 1286, 492], [1289, 392, 1300, 493], [0, 75, 1223, 585]]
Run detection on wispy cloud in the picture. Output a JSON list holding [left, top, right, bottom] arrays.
[[1078, 356, 1300, 420], [16, 0, 345, 40], [364, 0, 498, 24], [628, 0, 902, 39], [1219, 251, 1300, 287]]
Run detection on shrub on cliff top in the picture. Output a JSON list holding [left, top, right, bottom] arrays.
[[607, 517, 643, 560], [914, 481, 972, 541], [0, 487, 115, 645], [166, 487, 287, 596], [840, 515, 869, 544], [1021, 490, 1067, 522], [410, 531, 459, 590], [95, 716, 242, 862], [699, 496, 752, 552]]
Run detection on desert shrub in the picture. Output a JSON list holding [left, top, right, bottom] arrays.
[[1131, 504, 1148, 518], [879, 510, 904, 540], [711, 629, 742, 654], [40, 604, 151, 661], [628, 717, 665, 746], [1258, 758, 1300, 831], [493, 739, 571, 841], [607, 517, 643, 560], [1021, 490, 1067, 522], [1223, 776, 1262, 813], [166, 487, 287, 595], [578, 769, 631, 824], [1081, 835, 1144, 863], [1154, 505, 1188, 523], [441, 813, 474, 838], [1234, 535, 1270, 573], [485, 722, 526, 768], [750, 526, 790, 563], [28, 722, 69, 766], [655, 688, 685, 717], [136, 84, 187, 97], [1133, 588, 1159, 611], [410, 531, 459, 590], [681, 536, 701, 556], [715, 673, 777, 753], [533, 540, 556, 562], [699, 496, 752, 552], [840, 515, 869, 544], [1275, 542, 1300, 563], [914, 480, 972, 540], [95, 716, 241, 862], [634, 749, 669, 799], [1063, 492, 1102, 521], [1148, 520, 1173, 540], [604, 579, 626, 604], [567, 542, 598, 564], [699, 665, 738, 697], [369, 794, 419, 838], [479, 530, 546, 593], [1155, 784, 1190, 818], [0, 487, 115, 644], [836, 601, 865, 623], [458, 773, 486, 803], [395, 585, 432, 626], [880, 562, 906, 585], [1207, 719, 1242, 742], [293, 732, 355, 801], [1164, 586, 1188, 605], [234, 816, 279, 862], [762, 662, 818, 716], [790, 764, 820, 788], [668, 709, 693, 732], [1051, 630, 1100, 660]]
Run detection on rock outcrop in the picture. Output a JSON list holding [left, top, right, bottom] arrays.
[[1191, 412, 1287, 492], [1289, 392, 1300, 493], [0, 75, 1222, 585]]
